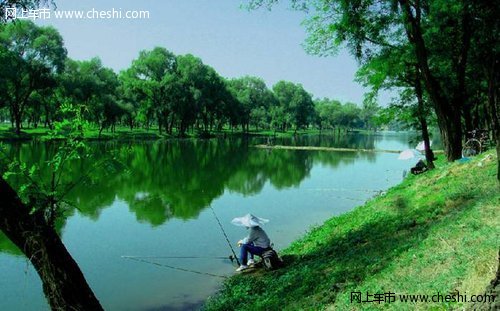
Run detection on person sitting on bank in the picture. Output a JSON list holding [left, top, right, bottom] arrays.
[[411, 159, 428, 175], [231, 214, 271, 272]]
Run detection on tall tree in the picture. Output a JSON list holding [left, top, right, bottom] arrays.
[[175, 54, 227, 134], [0, 20, 66, 134], [356, 45, 436, 168], [469, 0, 500, 180], [273, 81, 314, 131], [60, 58, 121, 136], [121, 47, 177, 134], [314, 98, 342, 130], [227, 76, 273, 132]]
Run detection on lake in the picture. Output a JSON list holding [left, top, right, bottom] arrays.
[[0, 132, 421, 310]]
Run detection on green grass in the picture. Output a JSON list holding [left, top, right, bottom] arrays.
[[0, 124, 165, 140], [204, 151, 499, 311], [0, 124, 326, 141]]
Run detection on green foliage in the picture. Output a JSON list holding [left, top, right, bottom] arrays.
[[0, 103, 124, 226], [59, 57, 122, 133], [175, 54, 228, 134], [248, 0, 499, 163], [227, 76, 276, 131], [273, 81, 315, 130], [0, 20, 67, 134], [0, 21, 379, 139], [120, 47, 177, 134]]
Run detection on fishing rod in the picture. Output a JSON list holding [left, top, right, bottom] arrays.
[[122, 256, 228, 279], [209, 205, 241, 266]]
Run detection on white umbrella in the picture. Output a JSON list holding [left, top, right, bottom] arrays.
[[231, 214, 269, 227], [398, 149, 421, 160], [415, 140, 432, 152]]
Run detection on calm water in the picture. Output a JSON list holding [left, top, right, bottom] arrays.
[[0, 132, 420, 310]]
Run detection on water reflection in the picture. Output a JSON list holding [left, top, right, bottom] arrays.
[[269, 131, 377, 149], [0, 133, 408, 254]]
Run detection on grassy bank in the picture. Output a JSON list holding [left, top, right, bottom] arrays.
[[0, 125, 162, 141], [204, 151, 499, 310], [0, 124, 326, 141]]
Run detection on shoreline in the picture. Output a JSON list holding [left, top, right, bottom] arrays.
[[0, 125, 411, 142], [253, 144, 445, 154], [204, 150, 499, 310]]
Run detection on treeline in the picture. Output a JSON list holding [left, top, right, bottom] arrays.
[[247, 0, 499, 171], [0, 21, 379, 138]]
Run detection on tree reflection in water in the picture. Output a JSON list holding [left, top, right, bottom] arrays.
[[0, 134, 383, 254]]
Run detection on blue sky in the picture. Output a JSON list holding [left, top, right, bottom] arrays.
[[37, 0, 391, 104]]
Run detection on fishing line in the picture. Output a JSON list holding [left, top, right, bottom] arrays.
[[305, 188, 382, 193], [121, 256, 228, 279], [122, 255, 235, 261], [209, 205, 241, 266]]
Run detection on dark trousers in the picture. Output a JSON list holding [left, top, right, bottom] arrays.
[[240, 243, 267, 265]]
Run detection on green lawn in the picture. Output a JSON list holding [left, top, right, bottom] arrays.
[[204, 151, 499, 310], [0, 124, 327, 141], [0, 124, 164, 140]]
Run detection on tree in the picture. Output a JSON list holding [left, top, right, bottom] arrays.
[[272, 81, 295, 131], [314, 98, 342, 130], [356, 44, 436, 168], [165, 73, 195, 136], [0, 20, 66, 135], [0, 178, 103, 310], [0, 104, 105, 310], [59, 58, 121, 136], [227, 76, 273, 132], [121, 47, 177, 135], [175, 54, 228, 134], [291, 85, 315, 130], [360, 101, 380, 131], [247, 0, 489, 162], [273, 81, 314, 131], [468, 0, 500, 180], [339, 102, 362, 130], [250, 106, 268, 130], [1, 3, 103, 308]]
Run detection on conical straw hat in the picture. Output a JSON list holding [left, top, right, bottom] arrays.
[[231, 214, 269, 227]]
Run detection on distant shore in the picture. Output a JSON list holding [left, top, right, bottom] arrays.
[[0, 125, 384, 142]]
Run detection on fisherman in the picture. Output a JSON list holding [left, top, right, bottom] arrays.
[[231, 214, 271, 272]]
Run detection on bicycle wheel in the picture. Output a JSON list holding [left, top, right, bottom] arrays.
[[462, 138, 481, 157]]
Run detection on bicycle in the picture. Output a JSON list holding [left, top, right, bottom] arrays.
[[462, 129, 491, 157]]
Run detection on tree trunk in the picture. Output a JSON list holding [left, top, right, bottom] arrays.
[[44, 104, 52, 130], [399, 0, 463, 161], [486, 58, 499, 181], [0, 178, 103, 311], [414, 67, 435, 169], [463, 102, 474, 134], [129, 117, 134, 131], [14, 109, 22, 135], [157, 114, 163, 135], [98, 125, 104, 139]]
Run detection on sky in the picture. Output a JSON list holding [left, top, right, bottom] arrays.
[[36, 0, 392, 105]]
